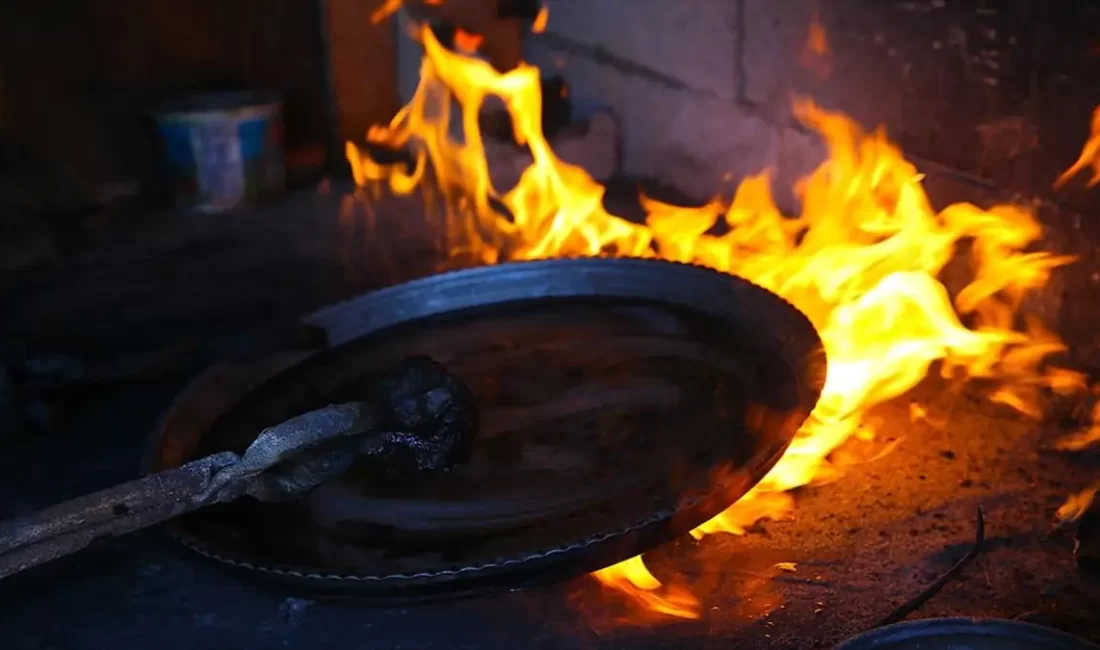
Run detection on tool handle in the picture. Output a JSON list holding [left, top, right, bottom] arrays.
[[0, 452, 237, 579]]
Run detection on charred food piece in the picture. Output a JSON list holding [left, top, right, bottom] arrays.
[[246, 356, 478, 499], [362, 355, 480, 480]]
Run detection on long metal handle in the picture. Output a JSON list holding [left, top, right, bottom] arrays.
[[0, 452, 238, 579], [0, 401, 376, 580]]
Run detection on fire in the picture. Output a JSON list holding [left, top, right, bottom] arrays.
[[347, 24, 1076, 619], [800, 10, 832, 79], [1055, 400, 1100, 452], [371, 0, 406, 25], [590, 557, 701, 620], [1051, 104, 1100, 529], [805, 15, 828, 56], [1055, 105, 1100, 189], [370, 0, 443, 25], [1055, 482, 1100, 529], [453, 28, 484, 55], [532, 5, 549, 33]]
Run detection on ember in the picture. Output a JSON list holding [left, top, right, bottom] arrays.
[[348, 11, 1083, 620]]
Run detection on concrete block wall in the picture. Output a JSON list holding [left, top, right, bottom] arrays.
[[518, 0, 1100, 212], [522, 0, 825, 209], [389, 0, 1100, 213]]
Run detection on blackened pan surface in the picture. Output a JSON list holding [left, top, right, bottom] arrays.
[[146, 258, 826, 600]]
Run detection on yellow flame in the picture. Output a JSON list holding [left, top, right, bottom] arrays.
[[347, 24, 1075, 619], [1056, 105, 1100, 188], [590, 556, 701, 620]]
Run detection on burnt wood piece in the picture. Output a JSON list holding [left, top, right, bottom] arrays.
[[147, 258, 826, 601]]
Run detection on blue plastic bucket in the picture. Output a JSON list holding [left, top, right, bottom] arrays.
[[155, 91, 285, 214]]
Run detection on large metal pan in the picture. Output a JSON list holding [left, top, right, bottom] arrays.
[[145, 258, 826, 600]]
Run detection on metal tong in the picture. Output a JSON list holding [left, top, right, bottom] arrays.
[[0, 356, 478, 580]]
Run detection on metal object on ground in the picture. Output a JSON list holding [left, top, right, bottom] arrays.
[[875, 508, 986, 626], [147, 258, 826, 600], [836, 617, 1100, 649], [155, 91, 285, 214], [0, 357, 477, 580]]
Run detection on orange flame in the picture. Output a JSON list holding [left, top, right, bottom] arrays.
[[800, 11, 832, 79], [370, 0, 405, 25], [590, 556, 701, 620], [370, 0, 445, 25], [1056, 105, 1100, 189], [1055, 482, 1100, 528], [1055, 403, 1100, 451], [532, 5, 549, 33], [453, 28, 484, 54], [347, 25, 1075, 619]]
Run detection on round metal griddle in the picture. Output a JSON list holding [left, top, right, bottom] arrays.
[[836, 618, 1100, 649], [145, 258, 826, 600]]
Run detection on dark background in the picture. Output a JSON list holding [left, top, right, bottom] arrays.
[[0, 0, 397, 209]]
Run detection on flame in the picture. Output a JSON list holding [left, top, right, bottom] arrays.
[[1055, 394, 1100, 451], [805, 16, 828, 56], [1056, 105, 1100, 188], [370, 0, 405, 25], [453, 28, 484, 54], [800, 11, 832, 79], [347, 24, 1075, 619], [590, 556, 701, 620], [371, 0, 445, 25], [1055, 482, 1100, 529], [532, 5, 549, 33]]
